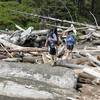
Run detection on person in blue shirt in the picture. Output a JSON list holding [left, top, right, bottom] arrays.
[[65, 30, 76, 59]]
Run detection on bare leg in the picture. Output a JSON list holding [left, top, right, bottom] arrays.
[[65, 47, 69, 60], [51, 55, 57, 66], [68, 50, 72, 59], [51, 55, 54, 65], [65, 49, 73, 60]]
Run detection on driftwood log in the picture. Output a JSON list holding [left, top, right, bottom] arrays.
[[83, 67, 100, 79], [8, 26, 48, 45], [56, 60, 88, 69], [92, 32, 100, 38], [78, 72, 95, 84], [85, 53, 100, 66], [0, 38, 47, 52], [11, 10, 100, 29]]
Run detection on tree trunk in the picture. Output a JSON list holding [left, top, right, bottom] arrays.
[[0, 38, 47, 52]]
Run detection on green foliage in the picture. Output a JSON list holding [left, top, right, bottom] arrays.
[[0, 0, 35, 29], [0, 0, 99, 29]]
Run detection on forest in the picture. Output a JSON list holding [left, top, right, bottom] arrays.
[[0, 0, 99, 29]]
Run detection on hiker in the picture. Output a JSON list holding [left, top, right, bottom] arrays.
[[65, 30, 76, 60], [45, 28, 57, 65]]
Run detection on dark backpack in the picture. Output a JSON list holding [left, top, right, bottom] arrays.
[[66, 34, 75, 45], [48, 32, 57, 48]]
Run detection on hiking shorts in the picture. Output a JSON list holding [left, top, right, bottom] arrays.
[[67, 45, 74, 51], [48, 46, 56, 55]]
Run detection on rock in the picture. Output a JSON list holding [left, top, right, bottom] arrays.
[[0, 61, 78, 100]]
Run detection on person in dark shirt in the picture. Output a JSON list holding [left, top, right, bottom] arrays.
[[45, 28, 57, 65]]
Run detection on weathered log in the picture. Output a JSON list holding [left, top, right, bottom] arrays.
[[78, 72, 95, 85], [46, 23, 88, 30], [1, 38, 100, 53], [92, 32, 100, 38], [79, 32, 93, 40], [78, 77, 93, 84], [0, 55, 7, 60], [29, 52, 42, 56], [73, 52, 83, 58], [85, 53, 100, 66], [72, 57, 88, 65], [83, 67, 100, 78], [73, 49, 100, 53], [97, 56, 100, 61], [22, 56, 36, 63], [88, 61, 99, 67], [93, 40, 100, 45], [11, 10, 100, 29], [79, 72, 95, 80], [0, 38, 47, 52], [56, 60, 88, 69], [9, 26, 48, 45], [2, 58, 22, 62], [0, 38, 22, 49], [0, 48, 47, 52], [9, 27, 33, 45], [35, 36, 46, 42]]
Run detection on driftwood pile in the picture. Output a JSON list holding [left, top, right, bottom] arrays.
[[0, 24, 100, 92]]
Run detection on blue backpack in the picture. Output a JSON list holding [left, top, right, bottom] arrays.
[[66, 34, 75, 45]]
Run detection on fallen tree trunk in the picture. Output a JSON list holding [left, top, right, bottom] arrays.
[[0, 38, 47, 52], [56, 60, 88, 69], [73, 49, 100, 53], [0, 48, 47, 52], [93, 40, 100, 45], [46, 23, 88, 30], [72, 57, 88, 65], [0, 38, 100, 53], [0, 38, 22, 49], [10, 27, 34, 45], [92, 32, 100, 38], [85, 53, 100, 66], [83, 67, 100, 79], [29, 52, 42, 56], [22, 56, 37, 63], [9, 26, 48, 45], [11, 10, 100, 29], [78, 72, 95, 84], [2, 58, 22, 62]]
